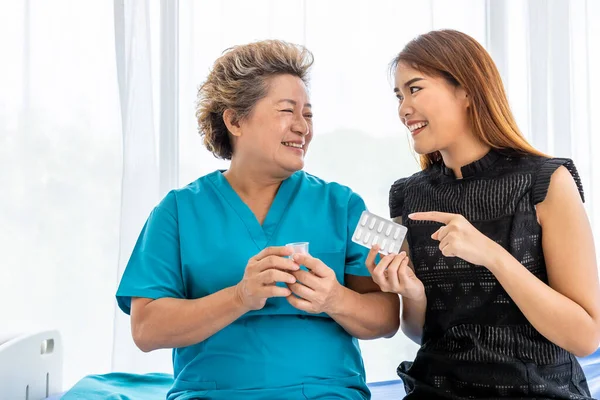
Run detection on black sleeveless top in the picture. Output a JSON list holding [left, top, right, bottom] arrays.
[[389, 150, 593, 399]]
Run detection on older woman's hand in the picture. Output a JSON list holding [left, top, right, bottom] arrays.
[[286, 253, 342, 314], [235, 246, 300, 311]]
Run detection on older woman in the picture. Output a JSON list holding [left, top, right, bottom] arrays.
[[116, 40, 400, 400]]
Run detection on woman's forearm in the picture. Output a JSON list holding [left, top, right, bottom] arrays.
[[328, 287, 400, 340], [400, 294, 426, 345], [131, 286, 249, 352], [488, 250, 600, 357]]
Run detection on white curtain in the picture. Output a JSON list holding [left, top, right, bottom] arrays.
[[0, 0, 122, 388], [111, 0, 166, 374], [1, 0, 599, 389], [111, 0, 182, 374], [492, 0, 600, 235]]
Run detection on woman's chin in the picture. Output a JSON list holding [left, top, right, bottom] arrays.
[[279, 159, 304, 174], [412, 145, 429, 156], [412, 140, 437, 156]]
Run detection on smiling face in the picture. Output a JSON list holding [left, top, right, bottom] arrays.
[[394, 63, 470, 155], [226, 74, 313, 176]]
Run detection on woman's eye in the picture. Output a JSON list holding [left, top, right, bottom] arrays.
[[304, 114, 313, 119], [410, 86, 422, 94], [281, 109, 294, 113]]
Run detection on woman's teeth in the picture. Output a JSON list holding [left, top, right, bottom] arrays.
[[282, 142, 303, 148], [408, 122, 428, 132]]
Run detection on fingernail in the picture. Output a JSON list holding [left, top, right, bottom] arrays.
[[408, 213, 415, 219]]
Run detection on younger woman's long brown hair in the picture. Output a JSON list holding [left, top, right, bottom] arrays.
[[391, 29, 546, 170]]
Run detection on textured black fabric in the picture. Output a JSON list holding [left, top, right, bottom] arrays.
[[389, 150, 592, 399]]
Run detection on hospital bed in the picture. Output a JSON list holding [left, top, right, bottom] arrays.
[[2, 330, 600, 400], [0, 331, 62, 400]]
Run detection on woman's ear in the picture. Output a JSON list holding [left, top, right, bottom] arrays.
[[223, 109, 242, 137], [457, 87, 470, 109]]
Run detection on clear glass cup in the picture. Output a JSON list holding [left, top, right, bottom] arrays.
[[285, 242, 309, 256], [286, 242, 310, 273]]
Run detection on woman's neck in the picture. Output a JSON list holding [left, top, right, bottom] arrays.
[[223, 161, 290, 225], [439, 138, 491, 179], [223, 160, 286, 201]]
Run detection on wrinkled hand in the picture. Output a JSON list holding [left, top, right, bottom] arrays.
[[235, 246, 299, 311], [366, 246, 425, 300], [409, 212, 502, 268], [286, 253, 342, 314]]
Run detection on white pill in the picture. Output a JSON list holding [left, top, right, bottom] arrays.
[[381, 239, 388, 250], [354, 229, 362, 241], [363, 232, 371, 244], [372, 236, 379, 246], [360, 214, 369, 226], [369, 218, 376, 229], [377, 221, 384, 233], [389, 242, 397, 254], [386, 225, 393, 236], [393, 227, 401, 240]]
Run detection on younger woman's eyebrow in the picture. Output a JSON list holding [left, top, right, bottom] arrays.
[[394, 77, 425, 93]]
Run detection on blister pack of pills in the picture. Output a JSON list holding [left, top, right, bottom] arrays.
[[351, 211, 408, 255]]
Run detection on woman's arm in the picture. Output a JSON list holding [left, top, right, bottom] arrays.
[[396, 238, 426, 344], [131, 287, 247, 352], [286, 253, 400, 340], [400, 292, 427, 345], [131, 246, 299, 352], [365, 234, 426, 345], [488, 166, 600, 356], [329, 275, 400, 340]]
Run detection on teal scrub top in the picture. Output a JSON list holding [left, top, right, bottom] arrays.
[[116, 170, 372, 400]]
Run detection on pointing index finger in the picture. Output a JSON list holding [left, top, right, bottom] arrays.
[[408, 211, 455, 225]]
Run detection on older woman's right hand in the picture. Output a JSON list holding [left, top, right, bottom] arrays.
[[235, 246, 300, 311], [366, 245, 425, 300]]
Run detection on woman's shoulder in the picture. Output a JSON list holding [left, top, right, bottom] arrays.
[[153, 171, 223, 213], [300, 171, 362, 201], [169, 171, 218, 196], [390, 168, 433, 193], [388, 169, 431, 218]]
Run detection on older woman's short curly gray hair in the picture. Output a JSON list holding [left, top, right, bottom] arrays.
[[196, 40, 314, 160]]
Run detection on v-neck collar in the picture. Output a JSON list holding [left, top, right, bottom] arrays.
[[208, 170, 302, 250]]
